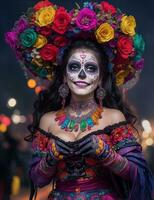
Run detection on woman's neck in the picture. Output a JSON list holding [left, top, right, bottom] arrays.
[[69, 93, 97, 115]]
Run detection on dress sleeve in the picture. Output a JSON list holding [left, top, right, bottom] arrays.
[[100, 123, 154, 200], [29, 131, 57, 188]]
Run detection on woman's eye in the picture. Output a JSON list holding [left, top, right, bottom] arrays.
[[68, 63, 80, 71], [85, 64, 98, 73]]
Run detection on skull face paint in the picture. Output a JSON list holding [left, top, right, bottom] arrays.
[[66, 48, 100, 96]]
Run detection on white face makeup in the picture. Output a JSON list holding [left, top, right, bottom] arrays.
[[66, 48, 100, 96]]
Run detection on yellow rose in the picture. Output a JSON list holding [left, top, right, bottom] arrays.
[[34, 34, 47, 49], [120, 15, 136, 36], [35, 6, 56, 27], [116, 65, 135, 86], [95, 23, 114, 43], [116, 70, 126, 86]]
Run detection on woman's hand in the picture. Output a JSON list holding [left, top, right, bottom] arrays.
[[46, 139, 74, 165], [75, 135, 106, 158]]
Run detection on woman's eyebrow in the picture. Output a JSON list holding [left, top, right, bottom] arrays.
[[67, 59, 81, 65], [84, 61, 98, 66], [69, 55, 81, 61]]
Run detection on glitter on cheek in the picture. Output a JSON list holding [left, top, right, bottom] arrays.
[[66, 71, 77, 81], [87, 73, 99, 83]]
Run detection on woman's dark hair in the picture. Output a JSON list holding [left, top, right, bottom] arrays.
[[26, 39, 138, 141]]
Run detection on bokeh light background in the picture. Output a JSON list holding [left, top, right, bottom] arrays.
[[0, 0, 154, 199]]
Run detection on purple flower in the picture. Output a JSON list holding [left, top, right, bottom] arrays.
[[76, 8, 97, 31], [109, 40, 116, 48], [5, 31, 18, 49], [15, 50, 22, 60], [134, 58, 144, 70], [117, 14, 123, 22], [15, 17, 28, 33]]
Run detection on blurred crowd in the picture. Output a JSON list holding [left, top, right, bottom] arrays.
[[0, 127, 31, 200]]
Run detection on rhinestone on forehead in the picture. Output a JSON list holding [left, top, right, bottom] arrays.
[[80, 49, 88, 65]]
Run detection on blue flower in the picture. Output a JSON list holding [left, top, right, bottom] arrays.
[[83, 2, 93, 10], [23, 51, 32, 62]]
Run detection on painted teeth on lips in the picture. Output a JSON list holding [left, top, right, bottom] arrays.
[[74, 81, 90, 86]]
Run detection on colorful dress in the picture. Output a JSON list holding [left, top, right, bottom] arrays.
[[29, 121, 154, 200]]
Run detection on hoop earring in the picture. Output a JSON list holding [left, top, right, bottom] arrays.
[[96, 86, 106, 109], [58, 83, 69, 109]]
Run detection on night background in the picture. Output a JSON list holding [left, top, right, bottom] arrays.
[[0, 0, 154, 199]]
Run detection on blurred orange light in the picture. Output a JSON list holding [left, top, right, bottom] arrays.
[[27, 79, 37, 89], [35, 86, 44, 94], [0, 124, 7, 132]]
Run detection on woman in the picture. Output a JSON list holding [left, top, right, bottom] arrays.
[[5, 1, 154, 199]]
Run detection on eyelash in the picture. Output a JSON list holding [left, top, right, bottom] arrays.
[[67, 63, 98, 73], [85, 65, 98, 72], [68, 63, 80, 71]]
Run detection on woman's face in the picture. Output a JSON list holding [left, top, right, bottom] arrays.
[[66, 48, 100, 96]]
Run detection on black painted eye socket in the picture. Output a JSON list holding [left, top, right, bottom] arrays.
[[85, 63, 98, 73], [67, 62, 81, 71]]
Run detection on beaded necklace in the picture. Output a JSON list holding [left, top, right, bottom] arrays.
[[55, 99, 103, 132]]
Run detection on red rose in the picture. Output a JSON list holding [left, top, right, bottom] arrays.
[[101, 1, 116, 14], [34, 0, 53, 11], [117, 36, 133, 59], [53, 36, 68, 47], [113, 55, 130, 70], [37, 25, 52, 36], [52, 7, 71, 34], [40, 44, 58, 61]]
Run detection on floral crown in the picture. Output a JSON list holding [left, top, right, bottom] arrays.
[[5, 0, 145, 90]]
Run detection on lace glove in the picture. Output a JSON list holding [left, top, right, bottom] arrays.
[[75, 135, 109, 159], [75, 135, 129, 176], [46, 139, 75, 166]]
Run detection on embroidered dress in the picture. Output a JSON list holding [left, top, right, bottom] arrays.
[[29, 121, 154, 200]]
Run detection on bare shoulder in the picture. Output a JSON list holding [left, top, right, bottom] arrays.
[[39, 111, 57, 132], [104, 107, 126, 125]]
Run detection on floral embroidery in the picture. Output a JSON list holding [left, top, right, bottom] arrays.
[[48, 188, 113, 200], [32, 131, 50, 153], [110, 124, 135, 145], [31, 123, 139, 182]]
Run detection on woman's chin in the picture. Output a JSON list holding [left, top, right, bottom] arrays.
[[71, 88, 95, 96]]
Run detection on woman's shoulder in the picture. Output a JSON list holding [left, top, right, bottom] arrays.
[[39, 111, 57, 132], [103, 107, 126, 125]]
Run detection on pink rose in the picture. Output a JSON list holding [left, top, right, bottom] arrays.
[[76, 8, 97, 31]]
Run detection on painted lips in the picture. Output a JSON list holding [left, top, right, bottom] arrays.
[[73, 81, 90, 88]]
